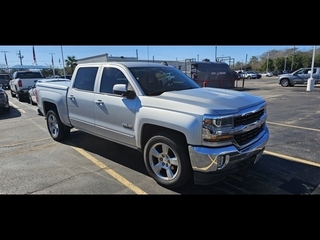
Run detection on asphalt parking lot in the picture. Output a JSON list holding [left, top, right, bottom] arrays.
[[1, 76, 320, 195]]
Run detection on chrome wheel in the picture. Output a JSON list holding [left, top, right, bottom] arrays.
[[144, 132, 192, 188], [47, 113, 59, 139], [46, 110, 70, 141]]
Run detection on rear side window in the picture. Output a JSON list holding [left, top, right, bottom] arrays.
[[73, 67, 98, 91]]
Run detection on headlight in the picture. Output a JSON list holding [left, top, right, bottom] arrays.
[[202, 115, 234, 147]]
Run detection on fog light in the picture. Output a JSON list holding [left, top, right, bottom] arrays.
[[217, 155, 230, 170]]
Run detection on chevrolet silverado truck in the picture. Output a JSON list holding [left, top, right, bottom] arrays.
[[9, 70, 46, 101], [36, 62, 269, 189], [278, 67, 320, 87]]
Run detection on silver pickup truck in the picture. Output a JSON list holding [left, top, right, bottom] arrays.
[[36, 62, 269, 188]]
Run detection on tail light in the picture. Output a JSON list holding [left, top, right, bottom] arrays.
[[35, 89, 38, 102], [18, 79, 22, 87]]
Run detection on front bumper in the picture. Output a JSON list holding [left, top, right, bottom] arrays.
[[188, 128, 269, 185]]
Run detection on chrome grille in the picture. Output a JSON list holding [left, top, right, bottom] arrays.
[[234, 108, 264, 127]]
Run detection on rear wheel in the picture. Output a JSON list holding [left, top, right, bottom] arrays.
[[143, 131, 193, 189], [46, 110, 70, 141]]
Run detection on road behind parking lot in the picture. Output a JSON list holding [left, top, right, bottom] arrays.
[[0, 77, 320, 194]]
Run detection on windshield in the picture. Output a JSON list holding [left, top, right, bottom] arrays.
[[129, 66, 200, 96]]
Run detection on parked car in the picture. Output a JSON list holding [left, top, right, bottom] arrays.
[[28, 84, 37, 105], [278, 67, 320, 87], [0, 73, 12, 90], [255, 72, 262, 79], [260, 72, 273, 77], [243, 71, 258, 79], [0, 85, 10, 112]]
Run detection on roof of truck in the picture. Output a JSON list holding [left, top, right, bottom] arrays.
[[78, 62, 168, 68]]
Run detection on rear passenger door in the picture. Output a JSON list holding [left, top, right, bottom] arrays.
[[68, 66, 98, 134], [93, 66, 138, 147]]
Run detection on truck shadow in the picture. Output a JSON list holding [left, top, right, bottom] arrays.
[[61, 130, 320, 195], [0, 105, 22, 120]]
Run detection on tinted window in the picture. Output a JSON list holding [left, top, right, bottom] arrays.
[[16, 72, 44, 78], [100, 67, 128, 94], [73, 67, 98, 91]]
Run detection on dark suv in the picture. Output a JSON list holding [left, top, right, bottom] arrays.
[[0, 73, 12, 90]]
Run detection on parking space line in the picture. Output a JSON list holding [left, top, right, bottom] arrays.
[[264, 150, 320, 168], [72, 146, 147, 195], [10, 102, 26, 113], [267, 121, 320, 132]]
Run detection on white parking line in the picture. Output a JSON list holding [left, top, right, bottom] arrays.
[[10, 102, 26, 113], [264, 150, 320, 168], [267, 121, 320, 132]]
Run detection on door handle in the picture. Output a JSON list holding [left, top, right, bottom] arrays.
[[68, 95, 75, 100], [95, 100, 104, 105]]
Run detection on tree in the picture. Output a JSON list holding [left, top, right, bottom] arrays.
[[65, 56, 77, 73]]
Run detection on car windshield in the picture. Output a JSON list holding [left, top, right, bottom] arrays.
[[129, 66, 200, 96]]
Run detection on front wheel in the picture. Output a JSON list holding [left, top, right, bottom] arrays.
[[143, 131, 193, 189], [46, 110, 70, 141], [280, 78, 290, 87]]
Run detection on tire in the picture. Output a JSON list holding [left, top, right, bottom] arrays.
[[280, 78, 290, 87], [247, 76, 251, 79], [46, 110, 70, 141], [11, 90, 16, 97], [17, 92, 23, 102], [143, 131, 193, 189]]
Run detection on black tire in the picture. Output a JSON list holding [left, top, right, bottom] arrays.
[[247, 76, 251, 79], [280, 78, 290, 87], [17, 92, 23, 102], [143, 131, 193, 189], [11, 90, 16, 97], [46, 110, 70, 141]]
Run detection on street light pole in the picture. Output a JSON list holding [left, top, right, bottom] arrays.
[[284, 56, 287, 71]]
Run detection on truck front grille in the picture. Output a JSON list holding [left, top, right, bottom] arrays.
[[234, 108, 264, 127], [234, 123, 265, 146]]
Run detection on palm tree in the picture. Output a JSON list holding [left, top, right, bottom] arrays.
[[65, 56, 77, 73]]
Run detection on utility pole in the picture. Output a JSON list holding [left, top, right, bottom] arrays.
[[1, 51, 9, 72], [17, 50, 24, 66]]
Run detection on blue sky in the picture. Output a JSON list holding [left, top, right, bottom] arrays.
[[0, 45, 314, 67]]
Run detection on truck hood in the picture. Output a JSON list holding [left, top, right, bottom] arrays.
[[142, 87, 265, 115]]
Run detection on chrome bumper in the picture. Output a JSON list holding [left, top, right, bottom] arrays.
[[188, 128, 269, 173]]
